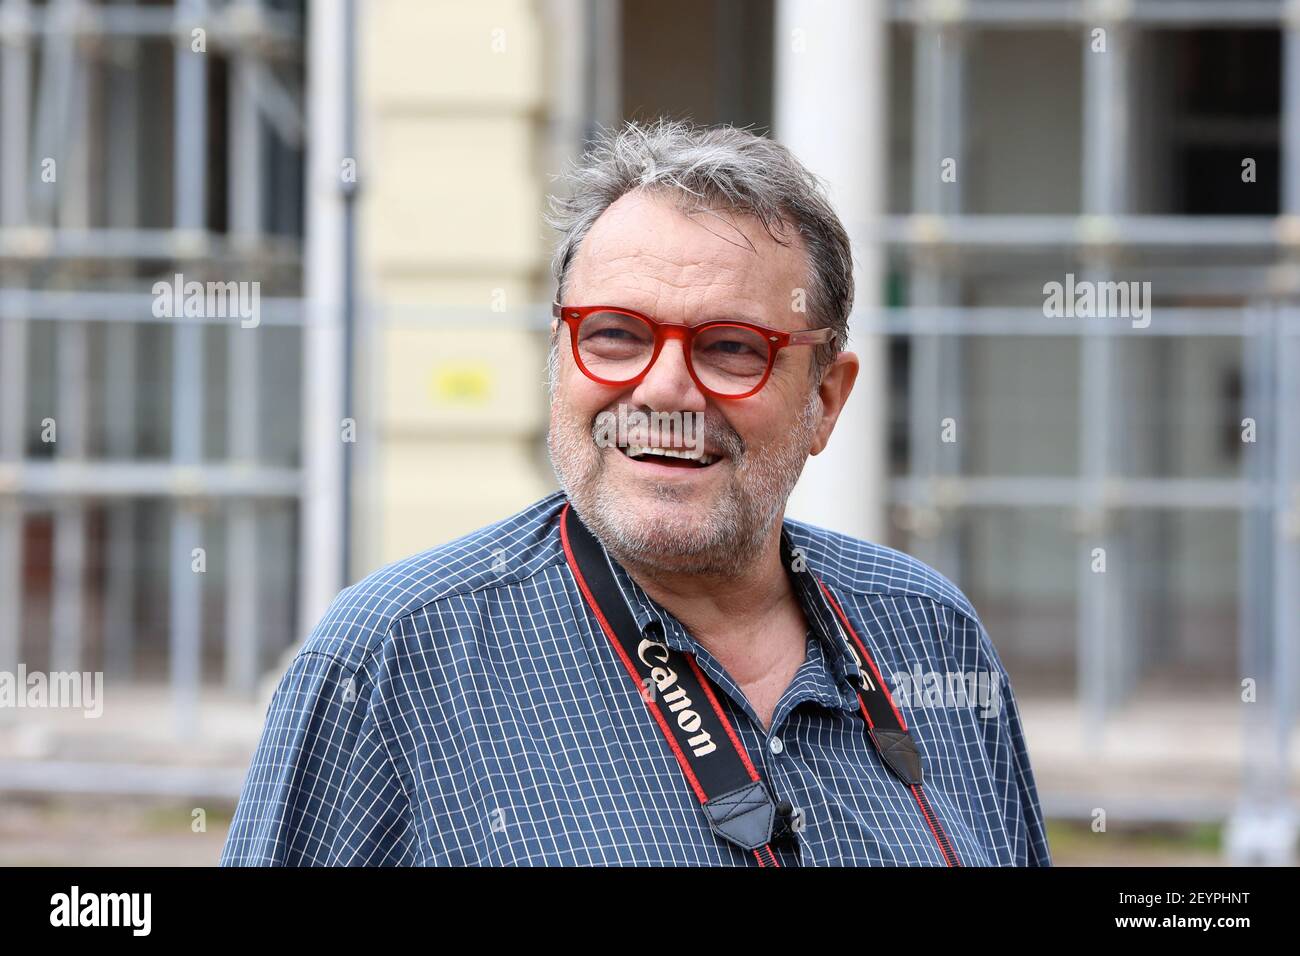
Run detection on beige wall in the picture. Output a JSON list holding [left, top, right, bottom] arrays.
[[358, 0, 558, 571]]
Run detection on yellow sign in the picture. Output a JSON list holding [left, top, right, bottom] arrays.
[[431, 362, 494, 404]]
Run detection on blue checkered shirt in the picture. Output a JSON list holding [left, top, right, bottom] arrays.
[[221, 491, 1051, 866]]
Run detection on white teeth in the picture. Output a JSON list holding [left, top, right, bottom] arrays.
[[624, 445, 717, 466]]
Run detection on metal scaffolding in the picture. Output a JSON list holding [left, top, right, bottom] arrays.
[[0, 0, 1293, 861], [0, 0, 308, 739], [890, 0, 1298, 862]]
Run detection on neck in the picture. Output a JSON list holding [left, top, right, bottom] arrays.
[[611, 515, 805, 686]]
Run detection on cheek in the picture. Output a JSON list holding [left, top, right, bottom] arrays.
[[552, 355, 592, 409], [725, 393, 816, 458], [720, 403, 777, 452], [556, 372, 629, 427]]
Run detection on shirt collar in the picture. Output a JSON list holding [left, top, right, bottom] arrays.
[[592, 521, 866, 708]]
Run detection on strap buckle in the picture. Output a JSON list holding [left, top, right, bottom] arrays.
[[701, 781, 778, 852]]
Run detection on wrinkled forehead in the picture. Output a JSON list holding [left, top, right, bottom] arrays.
[[567, 189, 809, 320]]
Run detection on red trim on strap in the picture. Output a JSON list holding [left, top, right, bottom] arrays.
[[560, 505, 709, 805], [683, 653, 763, 784], [819, 577, 963, 868], [753, 845, 780, 867], [911, 785, 962, 867], [854, 693, 876, 730], [818, 579, 910, 733]]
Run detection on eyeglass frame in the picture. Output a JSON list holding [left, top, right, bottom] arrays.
[[550, 302, 835, 400]]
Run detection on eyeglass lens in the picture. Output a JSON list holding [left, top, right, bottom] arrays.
[[575, 310, 770, 396]]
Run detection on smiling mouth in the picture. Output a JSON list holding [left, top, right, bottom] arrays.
[[618, 444, 720, 468]]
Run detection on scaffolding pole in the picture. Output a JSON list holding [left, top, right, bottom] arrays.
[[888, 0, 1288, 27], [905, 16, 965, 580], [103, 0, 142, 681], [46, 0, 91, 679], [1224, 0, 1300, 863], [1075, 9, 1131, 750], [225, 0, 264, 697], [169, 0, 208, 739], [0, 0, 32, 698]]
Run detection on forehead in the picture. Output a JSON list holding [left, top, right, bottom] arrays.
[[567, 189, 808, 319]]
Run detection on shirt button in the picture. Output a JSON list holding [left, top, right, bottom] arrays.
[[768, 736, 785, 755]]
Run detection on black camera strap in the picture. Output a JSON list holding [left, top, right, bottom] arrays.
[[559, 502, 962, 867]]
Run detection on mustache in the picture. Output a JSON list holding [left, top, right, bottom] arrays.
[[587, 406, 745, 458]]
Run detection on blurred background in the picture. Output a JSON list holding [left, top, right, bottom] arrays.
[[0, 0, 1296, 866]]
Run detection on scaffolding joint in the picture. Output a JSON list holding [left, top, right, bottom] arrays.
[[919, 0, 967, 25], [1088, 0, 1133, 25]]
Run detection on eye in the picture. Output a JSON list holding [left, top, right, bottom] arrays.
[[691, 326, 770, 378], [589, 327, 638, 342], [577, 311, 655, 345], [705, 337, 761, 356], [698, 332, 765, 358]]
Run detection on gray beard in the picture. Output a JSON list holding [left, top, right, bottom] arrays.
[[547, 390, 821, 577]]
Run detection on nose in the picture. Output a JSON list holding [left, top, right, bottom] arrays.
[[629, 334, 707, 413]]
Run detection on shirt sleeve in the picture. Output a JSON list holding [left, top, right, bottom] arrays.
[[971, 618, 1054, 867], [220, 649, 419, 866]]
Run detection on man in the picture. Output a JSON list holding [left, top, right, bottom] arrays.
[[222, 119, 1051, 867]]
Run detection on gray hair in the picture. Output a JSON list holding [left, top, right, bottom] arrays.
[[544, 118, 854, 378]]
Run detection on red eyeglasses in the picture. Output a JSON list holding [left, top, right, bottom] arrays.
[[551, 302, 834, 400]]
